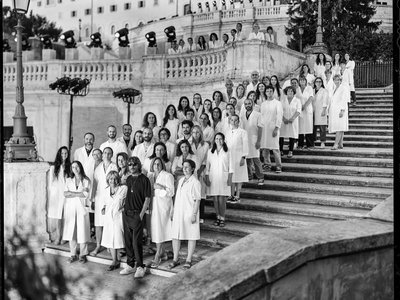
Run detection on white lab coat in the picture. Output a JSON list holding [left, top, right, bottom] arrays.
[[206, 148, 232, 196], [314, 64, 325, 78], [201, 126, 215, 145], [62, 177, 91, 243], [340, 68, 353, 103], [240, 110, 263, 158], [313, 88, 329, 126], [208, 41, 221, 49], [171, 154, 199, 187], [73, 146, 96, 187], [297, 86, 314, 134], [47, 165, 67, 219], [164, 118, 180, 141], [191, 140, 209, 199], [248, 32, 265, 41], [345, 60, 356, 92], [260, 99, 283, 149], [117, 136, 134, 157], [328, 83, 349, 133], [280, 96, 302, 138], [131, 142, 155, 164], [99, 140, 128, 164], [225, 128, 249, 183]]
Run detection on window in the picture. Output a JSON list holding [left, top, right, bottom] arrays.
[[124, 3, 131, 10], [138, 1, 145, 8], [37, 1, 42, 7], [110, 5, 117, 12], [111, 25, 115, 35], [85, 8, 91, 15], [71, 10, 77, 17], [154, 0, 158, 5], [97, 6, 103, 13]]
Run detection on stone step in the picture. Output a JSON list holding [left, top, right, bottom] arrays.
[[343, 129, 392, 136], [280, 155, 393, 168], [349, 114, 392, 118], [197, 228, 241, 248], [311, 140, 392, 148], [353, 100, 392, 105], [291, 147, 392, 158], [349, 124, 393, 130], [242, 181, 390, 202], [348, 118, 392, 124], [204, 197, 370, 219], [349, 108, 393, 113], [323, 134, 392, 142], [261, 171, 393, 188], [351, 104, 392, 109]]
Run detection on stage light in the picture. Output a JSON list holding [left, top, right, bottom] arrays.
[[115, 28, 130, 47], [89, 32, 102, 48], [3, 39, 11, 52], [70, 78, 90, 94], [113, 88, 142, 99], [198, 3, 202, 8], [40, 35, 53, 49], [49, 76, 71, 93], [164, 26, 176, 43], [145, 31, 157, 47], [213, 1, 217, 6], [60, 30, 76, 48]]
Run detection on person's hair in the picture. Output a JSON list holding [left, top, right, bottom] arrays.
[[199, 113, 211, 126], [333, 53, 342, 65], [142, 112, 158, 128], [70, 160, 89, 181], [315, 53, 327, 65], [149, 141, 169, 162], [255, 82, 267, 104], [93, 148, 102, 156], [211, 132, 228, 153], [176, 139, 194, 157], [103, 146, 114, 157], [212, 107, 222, 122], [106, 170, 121, 187], [333, 74, 342, 81], [236, 22, 242, 28], [116, 152, 130, 174], [299, 76, 308, 86], [247, 90, 256, 100], [313, 76, 326, 90], [210, 32, 218, 41], [150, 157, 166, 173], [261, 76, 271, 85], [212, 90, 224, 103], [188, 37, 193, 42], [163, 104, 177, 127], [231, 29, 237, 34], [270, 75, 281, 97], [267, 26, 273, 32], [183, 159, 196, 173], [235, 83, 246, 99], [203, 99, 212, 113], [84, 132, 95, 140], [178, 38, 184, 45], [128, 156, 142, 173], [53, 146, 71, 179], [191, 125, 205, 146], [178, 96, 190, 112], [122, 124, 132, 129], [158, 127, 171, 140], [222, 33, 229, 42], [299, 64, 311, 77], [291, 78, 299, 85], [107, 125, 116, 131], [131, 130, 143, 151], [193, 93, 202, 105], [185, 108, 195, 116], [284, 86, 296, 95], [181, 119, 194, 129], [197, 35, 207, 49]]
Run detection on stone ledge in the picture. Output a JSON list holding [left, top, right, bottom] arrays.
[[147, 218, 393, 300]]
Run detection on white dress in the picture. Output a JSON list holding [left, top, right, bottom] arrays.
[[332, 63, 341, 77], [225, 128, 249, 183], [280, 96, 302, 138], [202, 126, 215, 145], [313, 88, 329, 126], [260, 99, 283, 150], [206, 149, 232, 196], [345, 60, 356, 92], [164, 118, 180, 141], [240, 110, 263, 158], [328, 84, 350, 133], [62, 177, 91, 244], [99, 140, 128, 164], [47, 165, 66, 219], [171, 154, 199, 187], [150, 170, 175, 243], [93, 162, 118, 226], [191, 141, 210, 199], [165, 140, 177, 162], [297, 86, 314, 134], [132, 142, 155, 164], [101, 185, 127, 249], [314, 64, 325, 78], [193, 105, 204, 123], [171, 175, 201, 240]]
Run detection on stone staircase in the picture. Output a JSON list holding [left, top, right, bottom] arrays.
[[44, 89, 393, 278]]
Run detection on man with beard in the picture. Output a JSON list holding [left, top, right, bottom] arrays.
[[117, 124, 134, 156], [246, 70, 260, 95], [100, 125, 128, 164], [73, 132, 96, 193], [132, 127, 154, 165], [177, 120, 194, 143]]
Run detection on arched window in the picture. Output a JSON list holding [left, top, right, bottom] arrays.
[[111, 25, 115, 35]]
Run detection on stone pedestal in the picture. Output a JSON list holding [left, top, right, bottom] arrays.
[[65, 48, 79, 60], [116, 47, 131, 59], [91, 48, 105, 60], [145, 47, 158, 55], [42, 49, 57, 61], [3, 52, 15, 63], [4, 162, 51, 250], [22, 50, 35, 62]]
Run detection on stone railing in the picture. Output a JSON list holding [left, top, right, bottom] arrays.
[[3, 62, 49, 85], [221, 7, 253, 21], [255, 4, 289, 19], [192, 11, 219, 24]]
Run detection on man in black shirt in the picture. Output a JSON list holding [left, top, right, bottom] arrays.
[[120, 156, 151, 278]]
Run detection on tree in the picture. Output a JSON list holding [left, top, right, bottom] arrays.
[[285, 0, 383, 60]]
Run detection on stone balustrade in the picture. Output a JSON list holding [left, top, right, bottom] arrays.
[[255, 4, 289, 19]]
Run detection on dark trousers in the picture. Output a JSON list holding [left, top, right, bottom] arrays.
[[279, 137, 295, 152], [313, 125, 327, 142], [351, 91, 356, 103], [123, 211, 144, 268], [246, 157, 263, 180], [298, 134, 314, 148], [199, 198, 205, 219]]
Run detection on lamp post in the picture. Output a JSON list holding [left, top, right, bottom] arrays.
[[78, 18, 82, 42], [298, 26, 304, 53], [5, 0, 37, 161], [312, 0, 326, 51]]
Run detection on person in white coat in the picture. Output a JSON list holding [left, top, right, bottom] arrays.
[[132, 127, 155, 164], [248, 23, 265, 41], [240, 98, 264, 185], [142, 112, 161, 143], [260, 85, 283, 173], [331, 53, 342, 77], [339, 61, 353, 105], [171, 139, 199, 188], [199, 113, 215, 146], [329, 75, 350, 150], [312, 77, 330, 148], [74, 133, 96, 198], [324, 69, 335, 99], [205, 133, 233, 228], [90, 147, 118, 256], [117, 124, 134, 157], [63, 161, 91, 263], [192, 93, 204, 123], [208, 32, 221, 50], [169, 159, 201, 270], [100, 125, 128, 164], [299, 64, 316, 86], [314, 53, 327, 78], [101, 171, 127, 271], [148, 158, 175, 267], [159, 127, 177, 162], [48, 146, 71, 244], [344, 53, 356, 105], [225, 114, 249, 203], [162, 104, 180, 141], [279, 86, 302, 158], [297, 76, 315, 149]]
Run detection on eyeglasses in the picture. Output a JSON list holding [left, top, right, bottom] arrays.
[[315, 80, 322, 83], [128, 163, 137, 167]]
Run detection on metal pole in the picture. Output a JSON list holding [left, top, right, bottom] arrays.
[[127, 101, 131, 124], [69, 94, 74, 150], [78, 18, 82, 42], [315, 0, 323, 44], [299, 34, 303, 53]]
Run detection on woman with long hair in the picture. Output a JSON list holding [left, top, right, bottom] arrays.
[[255, 82, 267, 104], [197, 35, 208, 51], [212, 107, 224, 134], [314, 53, 327, 78], [199, 112, 215, 145], [202, 99, 214, 127], [270, 75, 283, 101], [209, 32, 220, 49], [297, 76, 315, 149], [162, 104, 180, 141], [116, 152, 131, 185], [177, 96, 191, 122], [313, 77, 329, 148], [48, 146, 71, 245], [142, 112, 161, 143], [324, 69, 335, 98], [344, 53, 356, 105], [299, 64, 315, 86], [212, 90, 227, 111], [261, 76, 271, 86], [332, 53, 342, 77], [235, 83, 247, 110], [63, 160, 91, 263], [130, 130, 143, 153], [205, 133, 232, 227], [171, 139, 199, 187], [221, 103, 236, 134], [192, 93, 204, 122], [143, 141, 172, 175], [158, 127, 177, 162]]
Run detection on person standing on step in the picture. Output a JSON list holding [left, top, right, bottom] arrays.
[[246, 70, 260, 95], [199, 113, 215, 146], [73, 133, 96, 192], [344, 53, 356, 106], [240, 98, 264, 185], [192, 93, 204, 123], [100, 125, 128, 164], [116, 152, 131, 185], [260, 85, 283, 173], [132, 127, 155, 165], [297, 76, 315, 150], [312, 77, 329, 148], [314, 53, 327, 78], [120, 156, 151, 278], [158, 127, 177, 162], [142, 112, 161, 143], [162, 104, 180, 141], [226, 114, 249, 203], [117, 124, 134, 157], [339, 61, 353, 106]]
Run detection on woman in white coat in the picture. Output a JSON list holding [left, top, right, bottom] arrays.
[[171, 139, 199, 189], [314, 53, 327, 78], [101, 171, 127, 271], [63, 161, 91, 263], [313, 77, 330, 148], [297, 76, 315, 149], [169, 159, 201, 270], [205, 133, 233, 227], [329, 75, 350, 150], [48, 146, 71, 244], [162, 104, 180, 141], [279, 86, 302, 158], [344, 53, 356, 105], [148, 157, 175, 267]]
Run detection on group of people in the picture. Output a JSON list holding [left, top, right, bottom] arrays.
[[168, 22, 276, 54], [47, 51, 354, 277]]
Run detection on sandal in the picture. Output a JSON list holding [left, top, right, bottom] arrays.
[[213, 219, 221, 226], [183, 261, 192, 269], [107, 263, 120, 271], [151, 258, 161, 268], [168, 260, 180, 269], [219, 220, 226, 227]]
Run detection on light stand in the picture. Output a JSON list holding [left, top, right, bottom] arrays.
[[112, 88, 142, 124]]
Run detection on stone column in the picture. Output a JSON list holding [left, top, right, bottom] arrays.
[[65, 48, 79, 60], [42, 49, 57, 61], [3, 52, 15, 63]]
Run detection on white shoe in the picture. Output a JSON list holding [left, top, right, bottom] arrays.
[[320, 142, 325, 148], [120, 265, 135, 275], [134, 266, 146, 278]]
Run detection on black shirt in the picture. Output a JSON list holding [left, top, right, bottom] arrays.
[[125, 174, 151, 211]]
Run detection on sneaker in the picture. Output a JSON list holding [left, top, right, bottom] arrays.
[[275, 167, 282, 173], [67, 255, 78, 264], [257, 179, 264, 185], [120, 265, 135, 275], [287, 151, 293, 158], [230, 196, 240, 204], [199, 219, 204, 224], [227, 196, 234, 203], [78, 255, 87, 264], [280, 151, 284, 156], [134, 266, 146, 278], [262, 164, 271, 172], [320, 142, 325, 148]]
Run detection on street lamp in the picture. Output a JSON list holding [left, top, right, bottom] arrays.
[[298, 26, 304, 53], [5, 0, 37, 161], [112, 88, 142, 124]]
